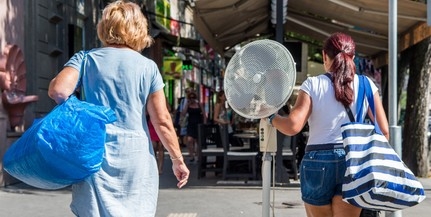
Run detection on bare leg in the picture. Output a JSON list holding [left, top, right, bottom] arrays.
[[304, 203, 332, 217], [182, 135, 187, 147], [186, 136, 195, 161], [156, 141, 164, 174], [303, 196, 361, 217], [332, 195, 361, 217], [151, 141, 161, 174]]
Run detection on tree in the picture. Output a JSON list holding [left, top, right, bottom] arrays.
[[402, 37, 431, 177]]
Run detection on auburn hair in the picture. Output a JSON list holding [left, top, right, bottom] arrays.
[[323, 32, 356, 106]]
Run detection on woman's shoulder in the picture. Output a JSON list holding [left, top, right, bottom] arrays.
[[300, 73, 330, 91], [92, 47, 149, 58], [305, 73, 330, 82], [88, 47, 158, 71]]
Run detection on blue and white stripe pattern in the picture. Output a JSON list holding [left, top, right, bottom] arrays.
[[341, 75, 426, 211], [341, 117, 426, 211]]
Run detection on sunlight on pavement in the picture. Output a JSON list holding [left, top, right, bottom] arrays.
[[167, 213, 198, 217]]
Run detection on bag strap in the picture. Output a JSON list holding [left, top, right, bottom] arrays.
[[324, 73, 365, 123], [361, 75, 383, 134], [344, 105, 355, 122], [76, 50, 89, 100], [325, 72, 382, 134], [354, 75, 366, 122]]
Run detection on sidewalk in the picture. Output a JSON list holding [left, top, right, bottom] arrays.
[[156, 159, 431, 217], [1, 157, 430, 217]]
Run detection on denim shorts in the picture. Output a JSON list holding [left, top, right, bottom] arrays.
[[300, 149, 346, 206]]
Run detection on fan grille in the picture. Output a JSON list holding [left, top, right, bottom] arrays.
[[224, 39, 296, 119]]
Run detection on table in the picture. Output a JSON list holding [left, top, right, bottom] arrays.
[[234, 132, 294, 184], [232, 133, 259, 151]]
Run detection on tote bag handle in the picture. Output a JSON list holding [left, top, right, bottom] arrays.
[[74, 50, 89, 100], [357, 75, 383, 135]]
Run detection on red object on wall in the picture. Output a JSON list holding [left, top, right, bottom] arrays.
[[0, 44, 39, 131]]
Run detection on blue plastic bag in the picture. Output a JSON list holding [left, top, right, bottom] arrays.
[[3, 95, 117, 189]]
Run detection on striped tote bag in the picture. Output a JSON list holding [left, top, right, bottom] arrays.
[[341, 75, 426, 211]]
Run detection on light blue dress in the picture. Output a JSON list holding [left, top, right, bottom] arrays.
[[64, 47, 164, 217]]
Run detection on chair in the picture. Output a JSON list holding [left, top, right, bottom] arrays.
[[221, 125, 258, 180], [196, 124, 224, 179], [281, 134, 299, 181]]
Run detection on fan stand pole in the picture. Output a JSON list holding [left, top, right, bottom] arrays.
[[262, 152, 274, 217]]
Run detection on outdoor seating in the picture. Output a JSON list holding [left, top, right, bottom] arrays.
[[281, 134, 299, 181], [221, 125, 258, 180], [196, 124, 224, 179]]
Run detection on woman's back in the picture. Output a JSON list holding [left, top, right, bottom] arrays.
[[65, 47, 165, 217], [66, 47, 164, 131], [49, 2, 189, 216], [302, 74, 377, 145]]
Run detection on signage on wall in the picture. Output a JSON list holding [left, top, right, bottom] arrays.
[[182, 60, 193, 71], [163, 57, 182, 80], [155, 0, 171, 32]]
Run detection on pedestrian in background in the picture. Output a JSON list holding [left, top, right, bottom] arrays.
[[175, 87, 193, 146], [181, 91, 207, 162], [147, 113, 165, 175], [268, 32, 389, 217], [48, 1, 189, 216], [173, 97, 185, 140], [213, 90, 242, 147]]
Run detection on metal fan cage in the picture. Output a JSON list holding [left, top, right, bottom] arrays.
[[224, 39, 296, 119]]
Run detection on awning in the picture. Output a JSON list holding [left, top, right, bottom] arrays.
[[193, 0, 271, 54], [192, 0, 427, 58]]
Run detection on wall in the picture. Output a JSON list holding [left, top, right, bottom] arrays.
[[307, 60, 325, 77], [0, 0, 101, 187], [295, 60, 325, 85], [0, 0, 25, 55], [0, 0, 25, 187], [24, 0, 99, 119]]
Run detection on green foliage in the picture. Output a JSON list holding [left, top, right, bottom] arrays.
[[398, 91, 407, 126]]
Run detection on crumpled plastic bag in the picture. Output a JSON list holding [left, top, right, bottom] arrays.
[[3, 95, 117, 189]]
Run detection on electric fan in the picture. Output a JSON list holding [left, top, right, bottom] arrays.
[[224, 39, 296, 217]]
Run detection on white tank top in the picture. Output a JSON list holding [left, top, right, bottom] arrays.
[[300, 73, 378, 145]]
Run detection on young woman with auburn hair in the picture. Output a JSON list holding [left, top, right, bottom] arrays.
[[268, 32, 389, 217]]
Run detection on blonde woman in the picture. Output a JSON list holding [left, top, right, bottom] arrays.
[[48, 1, 189, 216]]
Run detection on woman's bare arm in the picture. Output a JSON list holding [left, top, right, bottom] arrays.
[[271, 90, 311, 136], [48, 66, 79, 104], [367, 92, 389, 140], [147, 89, 189, 188]]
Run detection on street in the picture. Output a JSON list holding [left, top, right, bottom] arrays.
[[1, 157, 430, 217]]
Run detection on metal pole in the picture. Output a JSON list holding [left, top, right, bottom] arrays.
[[261, 152, 272, 217], [275, 0, 284, 43], [387, 0, 402, 216], [262, 2, 286, 217], [274, 0, 290, 184], [428, 0, 431, 26]]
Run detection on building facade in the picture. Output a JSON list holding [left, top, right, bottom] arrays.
[[1, 0, 227, 186]]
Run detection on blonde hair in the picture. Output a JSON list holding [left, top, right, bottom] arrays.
[[97, 0, 153, 51]]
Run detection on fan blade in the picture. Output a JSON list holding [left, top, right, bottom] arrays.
[[264, 68, 288, 107], [224, 39, 296, 119], [228, 77, 255, 109], [240, 44, 277, 75]]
